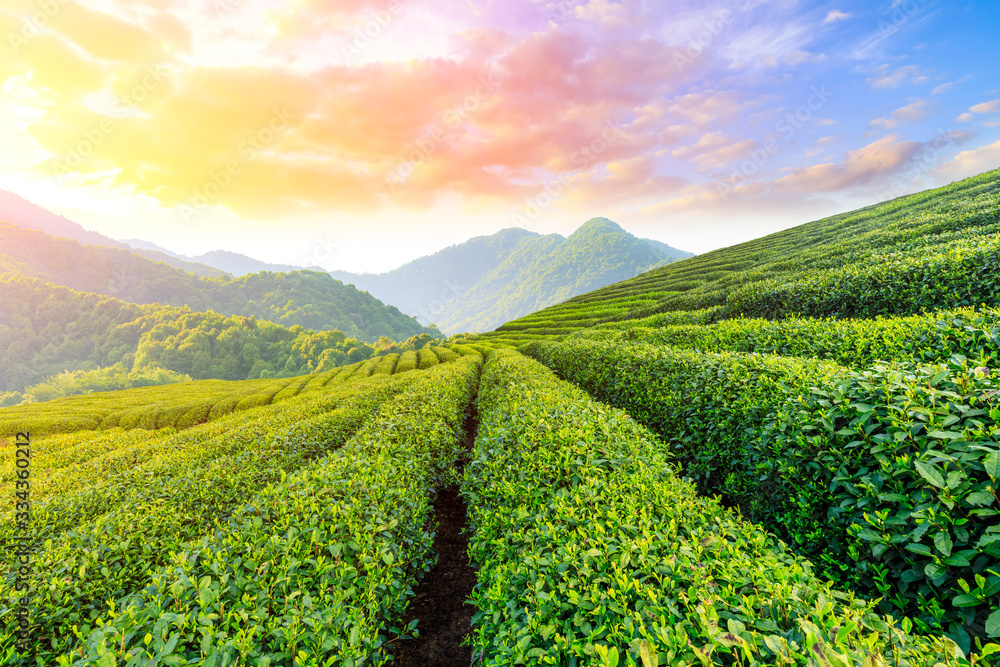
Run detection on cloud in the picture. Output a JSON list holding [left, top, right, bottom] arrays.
[[970, 99, 1000, 115], [573, 0, 630, 28], [11, 12, 703, 218], [931, 140, 1000, 182], [671, 132, 756, 170], [823, 10, 852, 24], [955, 112, 974, 123], [891, 99, 929, 123], [869, 117, 898, 130], [931, 82, 953, 95], [868, 64, 927, 90], [774, 136, 921, 192]]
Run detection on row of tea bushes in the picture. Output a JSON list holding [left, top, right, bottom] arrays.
[[0, 374, 419, 661], [575, 307, 1000, 369]]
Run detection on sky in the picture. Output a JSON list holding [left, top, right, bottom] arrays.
[[0, 0, 998, 273]]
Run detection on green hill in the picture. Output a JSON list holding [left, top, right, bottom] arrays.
[[479, 168, 1000, 342], [459, 167, 1000, 653], [0, 222, 436, 342], [3, 170, 1000, 665], [331, 219, 692, 333]]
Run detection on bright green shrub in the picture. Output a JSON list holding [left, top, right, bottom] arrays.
[[207, 395, 239, 420], [272, 376, 310, 402], [522, 339, 841, 501], [431, 346, 460, 363], [728, 234, 1000, 320], [373, 352, 400, 375], [578, 308, 1000, 369], [329, 362, 364, 384], [1, 374, 424, 661], [352, 355, 383, 379], [465, 350, 980, 666], [174, 402, 211, 429], [417, 348, 439, 369], [527, 339, 1000, 649], [234, 385, 283, 411], [395, 350, 418, 374]]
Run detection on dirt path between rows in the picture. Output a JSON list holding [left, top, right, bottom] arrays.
[[390, 407, 478, 666]]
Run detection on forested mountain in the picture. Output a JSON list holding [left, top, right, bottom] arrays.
[[331, 218, 693, 333], [0, 274, 407, 396], [0, 222, 436, 342]]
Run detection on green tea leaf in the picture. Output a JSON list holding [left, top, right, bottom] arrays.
[[952, 594, 982, 607], [914, 461, 945, 489], [987, 609, 1000, 638], [934, 532, 953, 557], [985, 451, 1000, 480]]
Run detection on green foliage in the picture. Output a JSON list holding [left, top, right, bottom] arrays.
[[576, 307, 1000, 369], [417, 347, 439, 369], [728, 234, 1000, 320], [767, 361, 1000, 647], [0, 273, 385, 392], [394, 350, 418, 374], [431, 345, 460, 363], [50, 357, 481, 666], [373, 352, 400, 375], [466, 350, 975, 666], [526, 338, 1000, 648], [489, 168, 1000, 340], [523, 338, 841, 501], [17, 364, 192, 404]]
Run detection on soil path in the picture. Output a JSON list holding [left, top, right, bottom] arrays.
[[391, 408, 479, 666]]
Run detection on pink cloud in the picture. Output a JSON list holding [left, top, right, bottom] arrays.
[[774, 136, 921, 192]]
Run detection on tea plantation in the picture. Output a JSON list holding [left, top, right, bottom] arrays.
[[3, 168, 1000, 665]]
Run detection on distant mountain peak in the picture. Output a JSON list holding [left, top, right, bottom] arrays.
[[571, 217, 626, 236]]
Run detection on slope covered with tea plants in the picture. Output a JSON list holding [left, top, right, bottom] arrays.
[[452, 168, 1000, 657], [4, 169, 1000, 666]]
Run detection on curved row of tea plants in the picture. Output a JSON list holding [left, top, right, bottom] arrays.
[[0, 344, 472, 440], [0, 375, 377, 522], [0, 375, 420, 661], [0, 369, 342, 438], [573, 307, 1000, 369], [525, 339, 1000, 650], [52, 355, 482, 667], [464, 350, 985, 665]]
